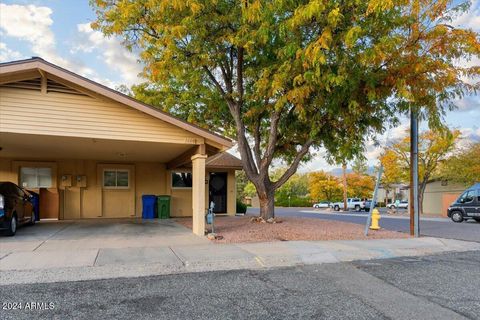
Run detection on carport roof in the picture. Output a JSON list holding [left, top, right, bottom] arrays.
[[0, 57, 233, 149]]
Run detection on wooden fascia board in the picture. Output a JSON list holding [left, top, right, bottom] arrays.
[[167, 144, 206, 170], [0, 69, 41, 85]]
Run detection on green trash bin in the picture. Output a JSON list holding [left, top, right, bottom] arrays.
[[156, 195, 171, 219]]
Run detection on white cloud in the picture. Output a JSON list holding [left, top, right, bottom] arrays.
[[459, 126, 480, 144], [453, 96, 480, 112], [73, 23, 143, 86], [0, 3, 96, 77], [0, 4, 55, 50], [0, 42, 24, 61], [452, 0, 480, 31]]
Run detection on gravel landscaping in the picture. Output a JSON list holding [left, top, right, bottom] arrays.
[[174, 215, 410, 243]]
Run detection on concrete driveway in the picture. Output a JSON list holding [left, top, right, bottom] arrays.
[[0, 219, 209, 271]]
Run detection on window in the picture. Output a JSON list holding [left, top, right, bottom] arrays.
[[459, 190, 475, 203], [172, 172, 192, 188], [20, 167, 52, 188], [103, 169, 129, 188]]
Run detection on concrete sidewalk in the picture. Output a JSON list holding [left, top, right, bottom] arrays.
[[1, 236, 479, 285]]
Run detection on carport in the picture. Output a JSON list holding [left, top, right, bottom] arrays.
[[0, 57, 234, 236]]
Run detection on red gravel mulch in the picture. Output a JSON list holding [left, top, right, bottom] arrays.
[[174, 215, 410, 243]]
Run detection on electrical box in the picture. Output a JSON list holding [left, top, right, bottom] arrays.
[[60, 175, 72, 188], [76, 175, 87, 188]]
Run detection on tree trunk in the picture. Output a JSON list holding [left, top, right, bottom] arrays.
[[259, 189, 275, 220], [342, 163, 347, 210], [419, 181, 427, 215]]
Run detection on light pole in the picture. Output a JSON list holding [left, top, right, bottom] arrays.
[[410, 109, 420, 237]]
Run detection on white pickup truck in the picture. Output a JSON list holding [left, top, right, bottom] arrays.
[[331, 198, 365, 212]]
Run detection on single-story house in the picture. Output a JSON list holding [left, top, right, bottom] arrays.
[[0, 57, 242, 235]]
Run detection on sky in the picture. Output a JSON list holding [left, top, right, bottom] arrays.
[[0, 0, 479, 172]]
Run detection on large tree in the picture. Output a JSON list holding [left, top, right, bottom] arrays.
[[91, 0, 479, 219], [440, 142, 480, 185], [380, 129, 461, 213], [346, 173, 375, 199], [308, 171, 343, 203]]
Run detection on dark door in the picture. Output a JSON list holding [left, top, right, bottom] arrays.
[[209, 172, 227, 213]]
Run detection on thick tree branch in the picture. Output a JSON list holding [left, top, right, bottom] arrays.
[[261, 108, 282, 169], [253, 118, 262, 166], [273, 139, 314, 189], [203, 66, 228, 98], [236, 46, 244, 105]]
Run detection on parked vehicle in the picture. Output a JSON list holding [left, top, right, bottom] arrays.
[[0, 182, 35, 236], [447, 183, 480, 223], [313, 201, 331, 209], [387, 200, 409, 209], [331, 198, 365, 212], [364, 199, 373, 211]]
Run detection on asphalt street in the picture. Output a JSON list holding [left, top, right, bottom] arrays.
[[1, 250, 479, 320], [248, 207, 480, 242]]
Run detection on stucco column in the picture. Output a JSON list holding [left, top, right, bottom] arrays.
[[191, 154, 207, 236]]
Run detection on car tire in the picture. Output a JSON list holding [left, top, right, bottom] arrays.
[[450, 211, 464, 223], [334, 205, 340, 211], [6, 214, 17, 236], [473, 218, 480, 223], [355, 205, 360, 212]]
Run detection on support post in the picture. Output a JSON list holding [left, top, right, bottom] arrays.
[[410, 110, 420, 237], [191, 154, 207, 236]]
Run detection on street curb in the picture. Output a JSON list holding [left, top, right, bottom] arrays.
[[1, 237, 479, 286]]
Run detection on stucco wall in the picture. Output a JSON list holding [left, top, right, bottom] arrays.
[[0, 158, 237, 219], [0, 158, 166, 219], [423, 180, 468, 215], [165, 168, 237, 217]]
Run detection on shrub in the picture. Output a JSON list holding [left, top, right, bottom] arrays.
[[275, 196, 312, 207], [236, 199, 247, 214]]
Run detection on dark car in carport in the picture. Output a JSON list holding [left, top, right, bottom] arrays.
[[0, 181, 35, 236]]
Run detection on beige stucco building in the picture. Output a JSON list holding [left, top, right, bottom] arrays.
[[0, 58, 242, 235], [422, 180, 469, 216]]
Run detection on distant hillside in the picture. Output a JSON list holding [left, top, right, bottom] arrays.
[[329, 166, 376, 177]]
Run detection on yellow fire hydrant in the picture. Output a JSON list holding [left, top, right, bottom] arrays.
[[369, 208, 381, 230]]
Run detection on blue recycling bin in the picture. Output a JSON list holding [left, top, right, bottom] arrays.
[[29, 191, 40, 221], [142, 195, 156, 219]]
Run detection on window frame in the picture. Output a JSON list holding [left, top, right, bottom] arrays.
[[459, 190, 475, 204], [171, 171, 193, 189], [19, 167, 53, 189], [102, 169, 130, 190]]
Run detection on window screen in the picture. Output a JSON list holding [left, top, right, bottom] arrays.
[[20, 167, 52, 188], [103, 170, 130, 188]]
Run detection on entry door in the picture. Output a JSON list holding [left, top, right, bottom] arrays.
[[209, 172, 227, 213]]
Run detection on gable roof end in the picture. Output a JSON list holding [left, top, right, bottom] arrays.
[[0, 57, 233, 149]]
